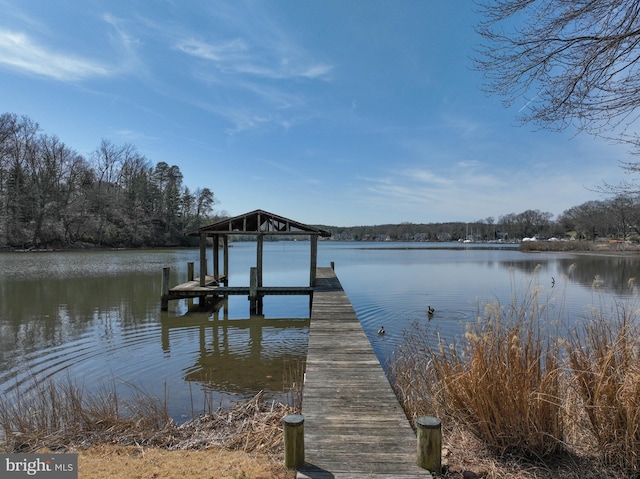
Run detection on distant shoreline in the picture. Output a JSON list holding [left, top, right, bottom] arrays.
[[519, 240, 640, 255]]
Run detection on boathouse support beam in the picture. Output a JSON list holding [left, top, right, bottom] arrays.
[[213, 234, 219, 280], [199, 232, 207, 287], [257, 233, 264, 288], [310, 235, 318, 287], [223, 235, 229, 286]]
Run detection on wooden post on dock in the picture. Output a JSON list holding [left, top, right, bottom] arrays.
[[416, 416, 442, 474], [283, 414, 304, 469], [187, 262, 194, 281], [161, 267, 170, 311]]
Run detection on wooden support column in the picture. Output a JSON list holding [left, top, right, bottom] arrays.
[[213, 234, 220, 280], [309, 234, 318, 287], [223, 235, 229, 286], [199, 232, 207, 287], [257, 233, 264, 287], [416, 416, 442, 474]]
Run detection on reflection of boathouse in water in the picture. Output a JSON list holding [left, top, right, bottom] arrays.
[[160, 313, 310, 396], [161, 209, 332, 313]]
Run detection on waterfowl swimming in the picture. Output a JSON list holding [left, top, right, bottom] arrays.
[[378, 326, 385, 335], [427, 306, 435, 315]]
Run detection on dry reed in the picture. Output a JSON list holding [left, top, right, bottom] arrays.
[[564, 301, 640, 472], [392, 268, 640, 476], [396, 268, 565, 457], [0, 376, 297, 460]]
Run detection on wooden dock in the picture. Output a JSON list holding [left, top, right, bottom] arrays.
[[161, 266, 313, 311], [298, 267, 431, 478]]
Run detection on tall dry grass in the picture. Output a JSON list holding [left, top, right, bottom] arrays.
[[0, 370, 302, 457], [393, 268, 564, 458], [564, 301, 640, 472], [392, 268, 640, 474], [0, 376, 170, 451]]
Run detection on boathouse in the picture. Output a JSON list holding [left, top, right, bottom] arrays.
[[161, 209, 331, 312]]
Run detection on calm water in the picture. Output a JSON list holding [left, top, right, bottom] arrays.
[[1, 242, 639, 420]]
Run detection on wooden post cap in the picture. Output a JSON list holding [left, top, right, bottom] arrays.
[[417, 416, 441, 429], [283, 414, 304, 426]]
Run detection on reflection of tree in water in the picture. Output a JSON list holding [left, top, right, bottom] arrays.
[[499, 255, 640, 296], [0, 272, 162, 376], [499, 260, 554, 276], [555, 256, 640, 296]]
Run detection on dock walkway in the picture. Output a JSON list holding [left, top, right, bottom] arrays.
[[299, 267, 431, 479]]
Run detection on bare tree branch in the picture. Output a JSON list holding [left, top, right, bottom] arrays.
[[475, 0, 640, 135]]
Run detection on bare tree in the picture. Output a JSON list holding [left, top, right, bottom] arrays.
[[475, 1, 640, 137], [558, 200, 611, 239]]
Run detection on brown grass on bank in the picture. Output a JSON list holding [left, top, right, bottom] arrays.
[[1, 357, 305, 458], [1, 382, 295, 457], [393, 268, 564, 459], [391, 268, 640, 478], [0, 361, 307, 479], [77, 445, 293, 479], [2, 386, 296, 478], [519, 239, 640, 253], [565, 302, 640, 472]]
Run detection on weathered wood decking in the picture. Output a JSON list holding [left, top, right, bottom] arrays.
[[299, 267, 431, 479], [162, 271, 313, 309]]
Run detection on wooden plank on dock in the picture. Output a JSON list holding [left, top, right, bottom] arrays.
[[298, 267, 431, 479], [167, 274, 312, 301]]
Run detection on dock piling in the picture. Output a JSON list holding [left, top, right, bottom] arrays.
[[416, 416, 442, 474], [282, 414, 305, 469]]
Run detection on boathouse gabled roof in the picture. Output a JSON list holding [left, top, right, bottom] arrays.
[[187, 209, 331, 237]]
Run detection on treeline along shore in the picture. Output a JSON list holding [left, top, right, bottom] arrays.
[[2, 111, 640, 251]]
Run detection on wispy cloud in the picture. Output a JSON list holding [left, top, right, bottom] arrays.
[[0, 29, 111, 81], [102, 14, 147, 76], [400, 168, 452, 186], [171, 1, 334, 82], [176, 37, 248, 63], [176, 36, 333, 80]]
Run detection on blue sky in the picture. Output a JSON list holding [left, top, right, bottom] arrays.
[[0, 1, 629, 226]]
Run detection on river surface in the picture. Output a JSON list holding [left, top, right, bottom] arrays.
[[1, 242, 639, 420]]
